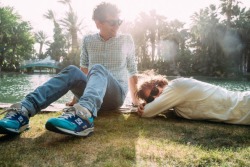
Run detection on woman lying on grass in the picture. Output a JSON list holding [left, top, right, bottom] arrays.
[[136, 74, 250, 125]]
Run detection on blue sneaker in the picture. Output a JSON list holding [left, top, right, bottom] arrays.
[[45, 104, 94, 136], [0, 103, 29, 134]]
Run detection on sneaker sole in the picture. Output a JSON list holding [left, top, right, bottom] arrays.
[[45, 122, 94, 137], [0, 124, 29, 135]]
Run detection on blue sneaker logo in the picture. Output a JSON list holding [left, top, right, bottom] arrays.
[[75, 118, 83, 125], [18, 116, 24, 122]]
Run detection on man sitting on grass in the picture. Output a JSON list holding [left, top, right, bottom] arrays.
[[0, 2, 139, 136], [136, 74, 250, 125]]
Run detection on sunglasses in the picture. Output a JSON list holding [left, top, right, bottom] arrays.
[[146, 84, 159, 103], [103, 19, 123, 26]]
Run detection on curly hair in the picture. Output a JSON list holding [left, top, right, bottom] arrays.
[[92, 2, 120, 21], [136, 73, 168, 102]]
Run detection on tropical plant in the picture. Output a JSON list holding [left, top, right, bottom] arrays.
[[189, 5, 226, 76], [58, 0, 83, 53], [220, 0, 242, 27], [34, 31, 50, 59], [44, 10, 67, 62]]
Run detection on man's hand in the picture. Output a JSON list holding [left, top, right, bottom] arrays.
[[129, 75, 139, 106], [66, 67, 87, 107], [66, 96, 77, 106], [137, 103, 146, 116]]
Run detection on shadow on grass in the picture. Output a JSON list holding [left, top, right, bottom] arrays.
[[0, 133, 21, 142], [141, 111, 250, 150], [0, 126, 86, 145], [0, 110, 248, 151], [0, 110, 249, 166], [0, 110, 141, 166]]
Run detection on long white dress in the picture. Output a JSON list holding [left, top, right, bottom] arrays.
[[142, 78, 250, 125]]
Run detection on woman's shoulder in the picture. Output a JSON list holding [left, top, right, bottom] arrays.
[[170, 77, 189, 83], [169, 77, 200, 87]]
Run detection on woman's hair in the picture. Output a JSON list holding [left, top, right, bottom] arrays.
[[92, 2, 120, 21], [136, 70, 168, 102]]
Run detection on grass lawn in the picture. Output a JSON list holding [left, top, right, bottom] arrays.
[[0, 109, 249, 167]]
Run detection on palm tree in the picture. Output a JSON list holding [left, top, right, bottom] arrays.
[[58, 0, 83, 53], [234, 7, 250, 74], [190, 5, 223, 75], [44, 9, 57, 27], [134, 11, 168, 65], [34, 31, 49, 57], [132, 12, 151, 69], [220, 0, 241, 27], [44, 9, 67, 62]]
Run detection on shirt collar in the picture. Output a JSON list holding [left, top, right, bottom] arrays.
[[97, 33, 120, 41]]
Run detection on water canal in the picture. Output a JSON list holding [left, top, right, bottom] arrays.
[[1, 73, 250, 104], [0, 73, 73, 104]]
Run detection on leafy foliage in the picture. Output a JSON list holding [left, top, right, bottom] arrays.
[[120, 0, 250, 77], [1, 0, 250, 76], [0, 6, 34, 71]]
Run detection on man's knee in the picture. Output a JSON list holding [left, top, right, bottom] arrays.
[[61, 65, 80, 74], [89, 64, 108, 74], [67, 65, 79, 71]]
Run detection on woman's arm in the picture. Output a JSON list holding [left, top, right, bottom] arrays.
[[66, 96, 78, 106], [129, 75, 140, 106], [141, 86, 183, 117]]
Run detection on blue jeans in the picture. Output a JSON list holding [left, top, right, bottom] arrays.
[[21, 64, 126, 117]]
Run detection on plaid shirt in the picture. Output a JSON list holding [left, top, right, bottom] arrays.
[[80, 33, 138, 93]]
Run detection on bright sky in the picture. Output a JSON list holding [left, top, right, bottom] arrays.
[[1, 0, 250, 38]]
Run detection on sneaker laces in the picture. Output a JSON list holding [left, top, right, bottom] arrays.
[[0, 107, 20, 119], [60, 106, 91, 120], [60, 107, 77, 119]]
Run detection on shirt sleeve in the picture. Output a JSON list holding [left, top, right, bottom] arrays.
[[142, 80, 185, 117], [126, 35, 138, 76], [80, 36, 89, 68]]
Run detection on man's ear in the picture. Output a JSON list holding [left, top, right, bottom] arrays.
[[95, 20, 101, 29]]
